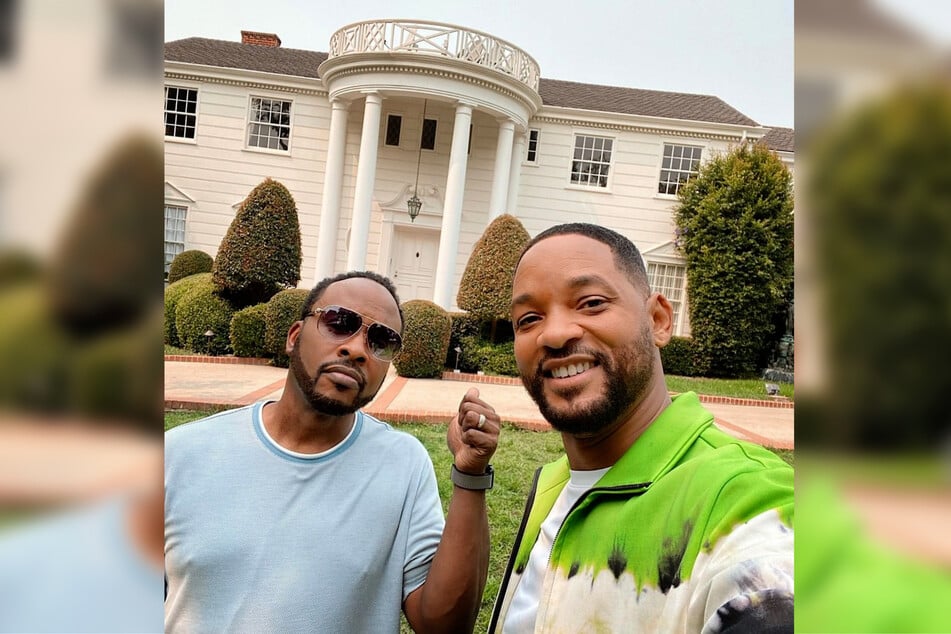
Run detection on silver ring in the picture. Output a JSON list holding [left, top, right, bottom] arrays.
[[477, 413, 487, 430]]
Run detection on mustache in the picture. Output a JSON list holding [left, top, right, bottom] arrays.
[[317, 360, 367, 386]]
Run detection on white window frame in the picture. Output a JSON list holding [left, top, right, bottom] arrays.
[[567, 132, 615, 191], [657, 142, 703, 197], [383, 112, 404, 148], [647, 260, 688, 336], [245, 95, 293, 153], [164, 204, 187, 280], [164, 85, 199, 143], [525, 128, 540, 165]]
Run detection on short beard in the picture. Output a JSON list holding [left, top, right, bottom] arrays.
[[523, 325, 655, 436], [289, 340, 374, 416]]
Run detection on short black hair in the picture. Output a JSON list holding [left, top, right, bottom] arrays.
[[300, 271, 404, 332], [517, 223, 650, 292]]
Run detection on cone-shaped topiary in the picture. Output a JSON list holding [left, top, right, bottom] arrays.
[[456, 214, 530, 321], [47, 134, 163, 335], [168, 249, 213, 284], [393, 300, 451, 378], [213, 178, 302, 308]]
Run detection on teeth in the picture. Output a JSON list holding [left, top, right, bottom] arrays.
[[551, 362, 591, 378]]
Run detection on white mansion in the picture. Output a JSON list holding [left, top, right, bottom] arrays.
[[164, 21, 793, 336]]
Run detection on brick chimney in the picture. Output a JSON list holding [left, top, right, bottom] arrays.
[[241, 31, 281, 47]]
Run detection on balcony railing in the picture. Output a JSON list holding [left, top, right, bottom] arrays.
[[327, 19, 540, 92]]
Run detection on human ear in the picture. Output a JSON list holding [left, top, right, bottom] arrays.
[[285, 320, 303, 356], [647, 292, 674, 347]]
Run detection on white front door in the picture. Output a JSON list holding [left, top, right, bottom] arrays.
[[390, 227, 439, 303]]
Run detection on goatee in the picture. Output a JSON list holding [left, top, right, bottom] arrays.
[[290, 340, 374, 416]]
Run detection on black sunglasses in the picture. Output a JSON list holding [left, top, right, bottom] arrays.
[[307, 305, 403, 361]]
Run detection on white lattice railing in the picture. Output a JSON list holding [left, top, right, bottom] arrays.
[[328, 19, 540, 92]]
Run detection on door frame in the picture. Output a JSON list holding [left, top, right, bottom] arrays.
[[380, 209, 441, 301]]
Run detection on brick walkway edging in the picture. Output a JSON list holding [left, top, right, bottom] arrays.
[[440, 371, 794, 409], [164, 355, 793, 410]]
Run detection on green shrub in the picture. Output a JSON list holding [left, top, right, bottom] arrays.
[[213, 178, 302, 308], [164, 273, 211, 346], [444, 311, 481, 370], [168, 249, 213, 284], [174, 277, 235, 355], [264, 288, 310, 367], [394, 300, 451, 378], [475, 340, 518, 377], [0, 249, 43, 288], [457, 214, 530, 322], [230, 303, 269, 358], [674, 142, 793, 377], [69, 309, 163, 431], [660, 336, 702, 377]]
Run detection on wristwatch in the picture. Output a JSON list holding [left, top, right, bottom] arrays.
[[450, 464, 494, 490]]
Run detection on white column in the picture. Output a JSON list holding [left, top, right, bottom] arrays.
[[315, 99, 350, 281], [347, 91, 382, 271], [433, 102, 474, 309], [487, 119, 515, 221], [506, 130, 527, 215]]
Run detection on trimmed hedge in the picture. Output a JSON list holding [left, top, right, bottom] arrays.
[[213, 178, 302, 308], [164, 273, 211, 346], [174, 277, 235, 355], [456, 214, 530, 320], [230, 303, 269, 359], [168, 249, 213, 284], [471, 340, 519, 377], [394, 300, 451, 378], [264, 288, 310, 367], [445, 311, 482, 371], [659, 336, 702, 377]]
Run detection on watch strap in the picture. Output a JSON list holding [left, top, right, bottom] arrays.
[[450, 464, 494, 490]]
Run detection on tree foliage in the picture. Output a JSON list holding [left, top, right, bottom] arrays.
[[674, 142, 793, 377], [806, 86, 951, 449], [456, 214, 530, 321], [212, 178, 302, 308]]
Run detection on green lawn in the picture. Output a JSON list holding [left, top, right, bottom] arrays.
[[665, 375, 794, 401], [166, 410, 792, 632]]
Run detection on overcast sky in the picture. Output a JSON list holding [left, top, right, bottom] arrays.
[[165, 0, 795, 129]]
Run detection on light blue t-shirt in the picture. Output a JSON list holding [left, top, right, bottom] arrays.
[[165, 402, 445, 633], [0, 496, 164, 633]]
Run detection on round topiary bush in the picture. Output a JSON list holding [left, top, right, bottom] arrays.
[[230, 303, 269, 359], [174, 277, 235, 355], [168, 249, 214, 284], [394, 300, 451, 379], [660, 336, 701, 377], [264, 288, 310, 367], [164, 273, 211, 347]]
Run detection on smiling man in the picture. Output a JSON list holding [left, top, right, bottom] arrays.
[[165, 271, 500, 633], [488, 224, 794, 633]]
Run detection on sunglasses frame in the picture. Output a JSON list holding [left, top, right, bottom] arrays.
[[307, 305, 402, 361]]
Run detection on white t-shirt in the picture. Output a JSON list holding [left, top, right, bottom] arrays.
[[502, 466, 611, 633]]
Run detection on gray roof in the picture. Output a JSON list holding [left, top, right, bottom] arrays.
[[537, 77, 757, 126], [760, 127, 794, 152], [165, 37, 757, 126], [165, 38, 326, 79]]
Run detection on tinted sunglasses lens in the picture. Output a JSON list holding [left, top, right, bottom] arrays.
[[367, 323, 402, 360], [319, 306, 362, 338]]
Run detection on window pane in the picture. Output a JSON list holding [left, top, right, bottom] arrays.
[[421, 118, 437, 150], [385, 115, 402, 146]]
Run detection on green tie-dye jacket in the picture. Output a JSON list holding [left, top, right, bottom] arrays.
[[488, 392, 794, 633]]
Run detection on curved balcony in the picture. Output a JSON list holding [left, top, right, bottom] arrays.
[[327, 19, 540, 92]]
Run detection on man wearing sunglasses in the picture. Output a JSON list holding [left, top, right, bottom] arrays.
[[166, 271, 500, 633]]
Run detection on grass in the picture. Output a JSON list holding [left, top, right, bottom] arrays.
[[166, 409, 792, 633], [665, 375, 794, 401]]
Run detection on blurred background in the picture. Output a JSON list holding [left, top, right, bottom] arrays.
[[795, 0, 951, 630], [0, 0, 164, 631], [1, 0, 950, 630]]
